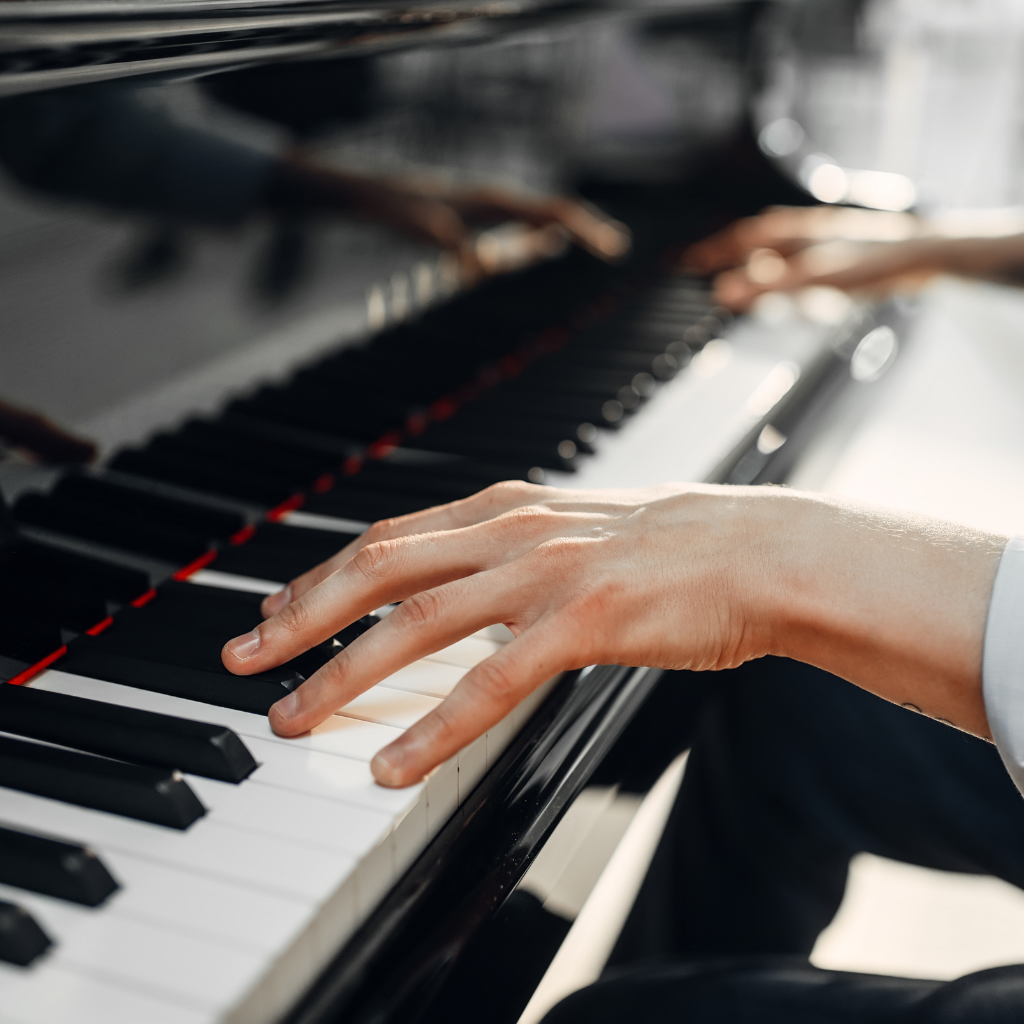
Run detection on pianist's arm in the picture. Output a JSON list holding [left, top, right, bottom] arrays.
[[222, 482, 1010, 789], [682, 204, 1024, 310]]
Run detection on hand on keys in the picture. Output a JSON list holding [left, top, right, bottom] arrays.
[[223, 481, 1003, 788]]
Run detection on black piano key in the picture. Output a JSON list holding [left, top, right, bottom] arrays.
[[477, 387, 629, 427], [214, 522, 355, 582], [10, 539, 149, 603], [406, 428, 577, 473], [434, 411, 598, 454], [0, 684, 256, 783], [0, 616, 62, 667], [0, 734, 205, 830], [0, 824, 118, 907], [301, 487, 437, 523], [51, 476, 245, 541], [60, 646, 302, 716], [214, 540, 341, 584], [110, 447, 294, 506], [172, 421, 332, 481], [215, 411, 355, 461], [0, 899, 51, 966], [0, 580, 106, 635], [13, 492, 208, 564]]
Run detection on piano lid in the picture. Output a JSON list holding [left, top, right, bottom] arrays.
[[0, 0, 593, 99]]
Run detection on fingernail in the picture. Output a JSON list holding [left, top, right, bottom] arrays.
[[226, 629, 260, 661], [263, 586, 291, 617], [371, 746, 404, 785], [271, 690, 300, 722]]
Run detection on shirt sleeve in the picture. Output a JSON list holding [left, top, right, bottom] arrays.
[[983, 536, 1024, 794]]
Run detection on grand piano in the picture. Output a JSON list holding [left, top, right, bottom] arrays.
[[0, 2, 902, 1021]]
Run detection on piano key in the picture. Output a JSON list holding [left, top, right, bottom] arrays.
[[0, 899, 51, 967], [0, 824, 118, 907], [0, 784, 357, 903], [0, 578, 106, 634], [13, 493, 209, 565], [61, 643, 303, 716], [425, 635, 503, 669], [0, 735, 206, 830], [186, 569, 282, 595], [34, 671, 405, 765], [239, 736, 422, 816], [31, 671, 452, 850], [381, 661, 464, 699], [0, 887, 268, 1014], [90, 849, 314, 955], [47, 476, 244, 542], [212, 534, 346, 584], [6, 539, 149, 604], [0, 961, 214, 1024], [273, 510, 368, 535], [183, 777, 393, 859], [110, 447, 293, 506], [172, 421, 332, 481], [0, 685, 257, 783], [0, 615, 62, 667], [338, 684, 442, 730]]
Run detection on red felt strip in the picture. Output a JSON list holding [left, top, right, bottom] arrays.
[[171, 548, 218, 581], [8, 646, 68, 686]]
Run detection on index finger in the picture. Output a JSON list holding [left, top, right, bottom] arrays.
[[261, 479, 551, 617]]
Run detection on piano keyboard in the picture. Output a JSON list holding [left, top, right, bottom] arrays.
[[0, 239, 866, 1022]]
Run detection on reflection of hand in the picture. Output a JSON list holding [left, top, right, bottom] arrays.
[[0, 398, 96, 465], [682, 205, 940, 310], [223, 480, 1002, 788], [271, 154, 631, 279]]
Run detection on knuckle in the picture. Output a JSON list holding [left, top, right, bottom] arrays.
[[349, 539, 399, 582], [470, 657, 519, 703], [398, 588, 446, 630], [275, 597, 313, 637]]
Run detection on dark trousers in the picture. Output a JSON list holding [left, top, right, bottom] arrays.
[[545, 658, 1024, 1022]]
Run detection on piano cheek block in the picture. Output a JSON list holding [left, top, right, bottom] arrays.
[[60, 648, 303, 716], [0, 735, 206, 830], [0, 900, 52, 967]]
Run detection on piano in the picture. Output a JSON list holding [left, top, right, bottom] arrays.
[[0, 2, 903, 1022]]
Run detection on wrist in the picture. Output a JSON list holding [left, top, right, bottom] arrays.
[[764, 492, 1004, 736]]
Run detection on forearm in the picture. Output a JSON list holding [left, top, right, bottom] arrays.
[[928, 234, 1024, 286], [765, 493, 1006, 738]]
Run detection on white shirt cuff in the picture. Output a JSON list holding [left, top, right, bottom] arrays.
[[983, 536, 1024, 794]]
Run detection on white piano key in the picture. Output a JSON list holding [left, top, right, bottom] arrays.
[[279, 510, 368, 535], [184, 777, 394, 858], [243, 737, 424, 819], [0, 785, 355, 904], [339, 684, 441, 730], [475, 623, 515, 643], [391, 793, 428, 876], [187, 570, 281, 595], [34, 670, 404, 763], [426, 755, 458, 840], [458, 735, 487, 805], [95, 850, 314, 955], [355, 838, 393, 918], [0, 884, 267, 1013], [380, 660, 464, 699], [0, 961, 213, 1024], [425, 635, 502, 669]]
